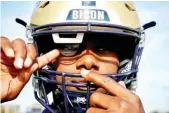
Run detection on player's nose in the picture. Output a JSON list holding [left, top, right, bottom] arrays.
[[76, 54, 99, 70]]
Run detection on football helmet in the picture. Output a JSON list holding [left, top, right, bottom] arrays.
[[16, 1, 156, 113]]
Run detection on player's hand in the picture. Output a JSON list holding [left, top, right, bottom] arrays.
[[0, 37, 59, 102], [81, 70, 145, 113]]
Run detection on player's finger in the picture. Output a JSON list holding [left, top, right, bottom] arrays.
[[86, 107, 107, 113], [118, 81, 126, 88], [1, 36, 14, 58], [24, 44, 36, 68], [90, 92, 120, 110], [81, 70, 133, 97], [12, 38, 27, 69], [36, 49, 60, 69], [0, 52, 14, 65]]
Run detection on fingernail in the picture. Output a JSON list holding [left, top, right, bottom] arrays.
[[7, 48, 14, 57], [31, 64, 38, 72], [24, 57, 32, 67], [81, 70, 90, 78], [14, 57, 23, 69], [118, 81, 126, 88]]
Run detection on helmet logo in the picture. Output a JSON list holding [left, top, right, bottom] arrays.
[[74, 97, 86, 104], [67, 9, 110, 21]]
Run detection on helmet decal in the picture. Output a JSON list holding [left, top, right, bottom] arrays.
[[66, 9, 110, 21]]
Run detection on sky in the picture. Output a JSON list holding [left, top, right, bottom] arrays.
[[1, 1, 169, 113]]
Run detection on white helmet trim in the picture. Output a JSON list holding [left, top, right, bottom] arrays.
[[52, 33, 84, 43]]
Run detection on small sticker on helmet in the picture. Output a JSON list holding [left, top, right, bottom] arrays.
[[82, 1, 96, 6]]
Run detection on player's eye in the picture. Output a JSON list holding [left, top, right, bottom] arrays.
[[95, 47, 109, 55]]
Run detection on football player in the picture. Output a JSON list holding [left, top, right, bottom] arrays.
[[1, 1, 155, 113]]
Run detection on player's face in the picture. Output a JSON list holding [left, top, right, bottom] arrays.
[[55, 36, 119, 92]]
